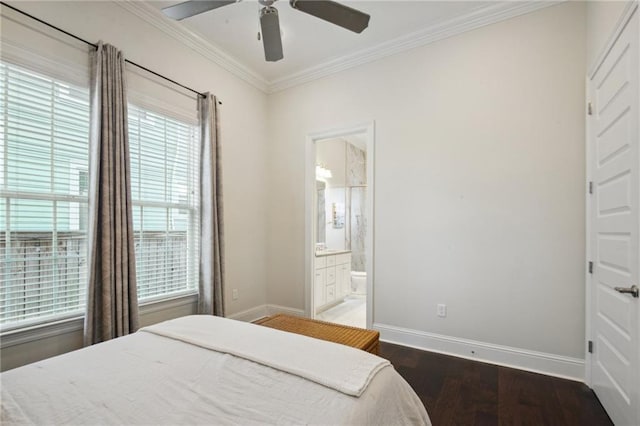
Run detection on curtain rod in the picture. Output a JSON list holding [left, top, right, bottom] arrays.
[[0, 1, 222, 105]]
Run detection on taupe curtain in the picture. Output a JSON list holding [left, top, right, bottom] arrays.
[[198, 94, 225, 316], [84, 42, 139, 345]]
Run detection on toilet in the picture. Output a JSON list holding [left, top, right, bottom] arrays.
[[350, 271, 366, 295]]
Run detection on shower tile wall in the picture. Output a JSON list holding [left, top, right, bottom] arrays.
[[347, 143, 366, 186], [317, 181, 326, 245], [346, 143, 366, 272], [350, 188, 366, 271]]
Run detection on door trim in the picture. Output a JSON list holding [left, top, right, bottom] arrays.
[[304, 121, 375, 328], [585, 74, 593, 387], [584, 0, 639, 388]]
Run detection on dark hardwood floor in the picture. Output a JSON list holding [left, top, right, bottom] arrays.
[[378, 342, 612, 426]]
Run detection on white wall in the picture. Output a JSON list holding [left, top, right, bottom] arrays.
[[587, 1, 631, 68], [1, 0, 270, 369], [267, 2, 587, 360]]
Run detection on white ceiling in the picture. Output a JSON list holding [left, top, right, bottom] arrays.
[[148, 1, 496, 81], [141, 0, 554, 91]]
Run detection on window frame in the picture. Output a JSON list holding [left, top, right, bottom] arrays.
[[127, 103, 200, 303], [0, 62, 202, 335], [0, 60, 90, 332]]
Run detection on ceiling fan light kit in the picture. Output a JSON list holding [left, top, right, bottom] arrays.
[[162, 0, 371, 62]]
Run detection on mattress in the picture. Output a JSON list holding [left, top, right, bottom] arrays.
[[1, 315, 430, 425]]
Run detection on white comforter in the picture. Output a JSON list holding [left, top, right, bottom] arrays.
[[1, 315, 430, 425]]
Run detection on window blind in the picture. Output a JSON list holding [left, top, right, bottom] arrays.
[[1, 5, 91, 90], [0, 6, 202, 332], [128, 105, 199, 301], [0, 61, 90, 329]]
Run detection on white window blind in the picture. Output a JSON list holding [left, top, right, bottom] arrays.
[[128, 104, 199, 301], [0, 61, 90, 329]]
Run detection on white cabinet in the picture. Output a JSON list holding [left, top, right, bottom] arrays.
[[338, 253, 351, 299], [338, 263, 350, 298], [314, 252, 351, 313], [314, 268, 326, 307], [326, 266, 336, 285], [326, 284, 336, 303]]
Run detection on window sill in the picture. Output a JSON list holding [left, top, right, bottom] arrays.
[[0, 292, 199, 349], [139, 292, 198, 316], [0, 316, 84, 349], [139, 291, 199, 313]]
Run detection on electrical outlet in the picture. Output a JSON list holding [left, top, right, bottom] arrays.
[[437, 304, 447, 318], [232, 289, 239, 300]]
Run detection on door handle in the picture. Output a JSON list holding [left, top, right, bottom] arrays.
[[614, 285, 639, 298]]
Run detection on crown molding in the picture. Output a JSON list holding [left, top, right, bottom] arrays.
[[115, 1, 563, 94], [268, 1, 564, 93], [115, 0, 269, 92]]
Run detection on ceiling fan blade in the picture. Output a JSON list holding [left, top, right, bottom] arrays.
[[260, 7, 284, 62], [289, 0, 370, 33], [162, 1, 237, 21]]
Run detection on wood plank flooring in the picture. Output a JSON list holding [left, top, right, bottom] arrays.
[[378, 342, 612, 426]]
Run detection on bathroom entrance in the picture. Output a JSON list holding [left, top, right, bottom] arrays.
[[305, 122, 374, 329]]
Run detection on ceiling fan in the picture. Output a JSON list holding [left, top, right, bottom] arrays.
[[162, 0, 371, 62]]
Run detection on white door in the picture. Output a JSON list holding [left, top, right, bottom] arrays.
[[588, 8, 639, 426]]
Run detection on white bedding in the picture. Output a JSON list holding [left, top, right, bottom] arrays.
[[141, 315, 390, 397], [1, 315, 431, 425]]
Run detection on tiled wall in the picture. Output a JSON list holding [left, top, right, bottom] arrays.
[[346, 143, 366, 272]]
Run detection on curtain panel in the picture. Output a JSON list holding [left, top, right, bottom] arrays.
[[198, 94, 225, 317], [84, 42, 139, 345]]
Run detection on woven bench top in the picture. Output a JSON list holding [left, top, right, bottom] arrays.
[[255, 314, 379, 354]]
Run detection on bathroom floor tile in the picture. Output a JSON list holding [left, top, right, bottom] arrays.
[[316, 295, 366, 328]]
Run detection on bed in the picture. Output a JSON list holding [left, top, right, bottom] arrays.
[[1, 315, 430, 425]]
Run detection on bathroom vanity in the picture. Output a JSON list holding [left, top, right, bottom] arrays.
[[314, 250, 351, 314]]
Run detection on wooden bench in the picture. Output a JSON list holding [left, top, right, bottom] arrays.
[[255, 314, 380, 355]]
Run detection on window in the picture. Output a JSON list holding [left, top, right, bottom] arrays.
[[127, 105, 199, 301], [0, 61, 90, 329]]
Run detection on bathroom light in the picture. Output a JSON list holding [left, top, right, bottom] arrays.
[[315, 165, 332, 179]]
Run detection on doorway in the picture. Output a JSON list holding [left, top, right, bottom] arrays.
[[304, 122, 374, 330]]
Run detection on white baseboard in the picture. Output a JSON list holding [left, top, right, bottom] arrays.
[[266, 304, 305, 317], [227, 305, 269, 323], [227, 304, 305, 323], [374, 323, 585, 382]]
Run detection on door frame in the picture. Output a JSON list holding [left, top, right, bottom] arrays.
[[304, 121, 375, 329], [584, 0, 639, 387]]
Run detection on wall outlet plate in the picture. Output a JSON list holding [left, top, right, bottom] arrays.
[[437, 304, 447, 317], [232, 289, 239, 300]]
